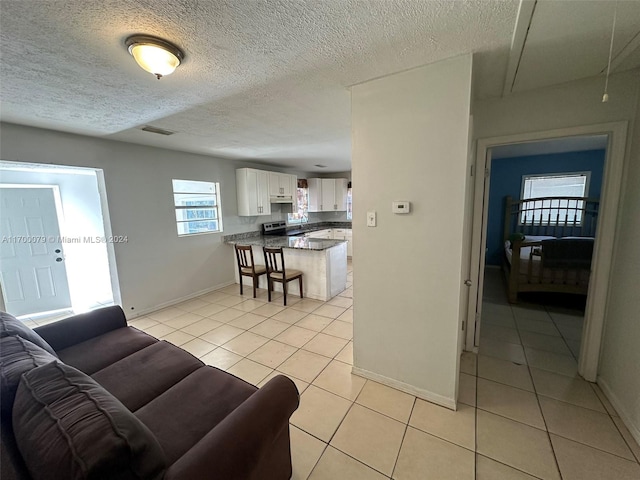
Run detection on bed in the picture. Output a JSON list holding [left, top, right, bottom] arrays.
[[502, 195, 599, 303]]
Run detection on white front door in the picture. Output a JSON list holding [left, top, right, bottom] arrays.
[[0, 186, 72, 316]]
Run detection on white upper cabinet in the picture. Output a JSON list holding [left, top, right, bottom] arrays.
[[308, 178, 349, 212], [269, 172, 296, 199], [308, 178, 323, 212], [334, 178, 348, 211], [236, 168, 271, 216], [321, 179, 335, 212]]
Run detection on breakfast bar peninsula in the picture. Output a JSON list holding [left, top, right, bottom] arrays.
[[224, 234, 347, 301]]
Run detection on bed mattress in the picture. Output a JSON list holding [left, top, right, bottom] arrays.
[[504, 236, 591, 285]]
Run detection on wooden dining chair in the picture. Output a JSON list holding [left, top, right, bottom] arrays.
[[262, 246, 303, 306], [235, 244, 267, 298]]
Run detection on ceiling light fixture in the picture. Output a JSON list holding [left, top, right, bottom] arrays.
[[125, 35, 184, 79]]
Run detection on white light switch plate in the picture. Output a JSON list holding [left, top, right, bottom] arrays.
[[367, 211, 377, 227]]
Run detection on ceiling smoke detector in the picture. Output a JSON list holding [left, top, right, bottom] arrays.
[[126, 35, 184, 79]]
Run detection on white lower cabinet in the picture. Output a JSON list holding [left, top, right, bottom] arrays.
[[331, 228, 352, 257], [305, 229, 332, 239]]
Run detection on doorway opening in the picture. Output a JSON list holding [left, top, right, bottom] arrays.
[[465, 122, 628, 382], [0, 161, 120, 325], [482, 135, 606, 363]]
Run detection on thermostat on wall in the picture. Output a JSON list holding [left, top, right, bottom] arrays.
[[392, 201, 411, 214]]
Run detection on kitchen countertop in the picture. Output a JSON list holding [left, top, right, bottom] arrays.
[[222, 222, 351, 246], [225, 234, 346, 251]]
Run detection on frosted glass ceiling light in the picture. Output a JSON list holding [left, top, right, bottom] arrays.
[[126, 35, 184, 79]]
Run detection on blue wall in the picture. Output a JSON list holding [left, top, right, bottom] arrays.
[[486, 149, 605, 266]]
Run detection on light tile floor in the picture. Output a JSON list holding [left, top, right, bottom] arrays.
[[25, 263, 640, 479], [134, 263, 639, 479]]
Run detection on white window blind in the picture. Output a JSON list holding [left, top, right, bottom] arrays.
[[172, 179, 222, 236], [520, 173, 589, 225]]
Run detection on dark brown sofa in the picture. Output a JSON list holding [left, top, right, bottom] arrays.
[[0, 306, 299, 480]]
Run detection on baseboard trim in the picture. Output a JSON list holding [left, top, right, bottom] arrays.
[[127, 281, 236, 319], [597, 376, 640, 448], [351, 366, 457, 410]]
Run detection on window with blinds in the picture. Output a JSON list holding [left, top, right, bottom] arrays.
[[520, 172, 590, 225], [172, 179, 222, 236]]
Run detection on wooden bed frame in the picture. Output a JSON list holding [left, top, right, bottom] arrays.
[[502, 195, 600, 303]]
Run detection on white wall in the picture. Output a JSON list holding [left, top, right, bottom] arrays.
[[0, 165, 114, 310], [598, 75, 640, 444], [351, 55, 472, 407], [473, 67, 640, 440], [0, 123, 303, 317]]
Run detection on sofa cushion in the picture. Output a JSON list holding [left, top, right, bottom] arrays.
[[33, 305, 128, 352], [57, 326, 157, 374], [135, 366, 257, 465], [92, 340, 204, 411], [13, 361, 166, 480], [0, 311, 57, 357], [0, 335, 57, 419]]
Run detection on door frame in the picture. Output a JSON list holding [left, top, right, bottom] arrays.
[[465, 121, 628, 382]]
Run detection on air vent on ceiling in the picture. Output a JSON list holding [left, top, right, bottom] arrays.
[[141, 125, 175, 136], [314, 164, 328, 168]]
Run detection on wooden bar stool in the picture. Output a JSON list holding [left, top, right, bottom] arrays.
[[263, 246, 303, 306], [235, 244, 267, 298]]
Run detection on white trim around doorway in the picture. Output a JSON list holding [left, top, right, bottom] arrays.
[[466, 121, 628, 383]]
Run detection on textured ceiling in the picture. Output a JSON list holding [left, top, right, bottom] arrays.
[[0, 1, 638, 172]]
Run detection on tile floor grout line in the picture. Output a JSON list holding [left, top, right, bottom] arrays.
[[587, 383, 640, 465], [302, 440, 329, 480], [513, 314, 565, 480], [321, 444, 393, 479], [545, 305, 581, 363], [474, 366, 537, 394], [473, 358, 479, 480], [475, 453, 546, 480], [607, 423, 640, 465], [541, 430, 640, 464], [390, 397, 417, 479]]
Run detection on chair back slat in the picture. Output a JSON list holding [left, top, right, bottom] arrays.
[[235, 244, 255, 271], [263, 247, 285, 274]]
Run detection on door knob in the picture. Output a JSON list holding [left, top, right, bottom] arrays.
[[464, 279, 472, 286]]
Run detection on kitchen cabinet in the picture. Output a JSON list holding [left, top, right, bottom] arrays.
[[308, 178, 349, 212], [236, 168, 271, 216], [334, 179, 348, 211], [305, 229, 332, 239], [307, 178, 322, 212], [269, 172, 296, 198], [332, 228, 353, 257], [321, 179, 335, 212]]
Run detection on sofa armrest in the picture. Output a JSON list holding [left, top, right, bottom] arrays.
[[165, 374, 299, 480], [34, 306, 127, 352]]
